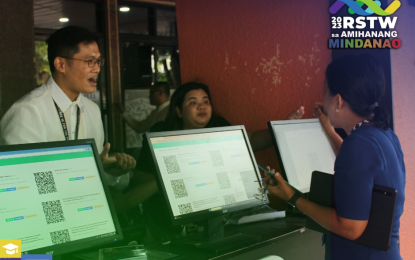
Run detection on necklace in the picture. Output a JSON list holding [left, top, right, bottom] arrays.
[[350, 118, 374, 134]]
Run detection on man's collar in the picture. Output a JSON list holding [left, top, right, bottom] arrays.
[[49, 77, 83, 111], [157, 100, 170, 112]]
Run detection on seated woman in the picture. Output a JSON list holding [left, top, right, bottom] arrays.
[[264, 54, 405, 260], [115, 82, 304, 242]]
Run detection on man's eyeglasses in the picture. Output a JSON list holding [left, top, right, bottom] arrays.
[[60, 57, 105, 68]]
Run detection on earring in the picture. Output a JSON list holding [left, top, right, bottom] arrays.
[[336, 107, 339, 112]]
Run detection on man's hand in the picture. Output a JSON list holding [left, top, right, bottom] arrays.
[[100, 143, 136, 176], [286, 106, 305, 120]]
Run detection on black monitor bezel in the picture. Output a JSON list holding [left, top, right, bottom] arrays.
[[146, 125, 268, 227], [0, 139, 123, 256]]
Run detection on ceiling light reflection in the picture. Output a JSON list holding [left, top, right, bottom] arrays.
[[119, 7, 130, 12]]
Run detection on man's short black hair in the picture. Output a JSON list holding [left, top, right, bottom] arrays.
[[46, 26, 99, 73], [153, 82, 171, 97]]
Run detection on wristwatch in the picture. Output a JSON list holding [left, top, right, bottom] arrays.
[[287, 190, 303, 207]]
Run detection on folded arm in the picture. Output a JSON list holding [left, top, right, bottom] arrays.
[[123, 111, 154, 133]]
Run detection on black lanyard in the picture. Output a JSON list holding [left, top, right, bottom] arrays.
[[53, 100, 81, 140]]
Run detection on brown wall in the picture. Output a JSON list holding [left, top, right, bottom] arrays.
[[391, 2, 415, 258], [175, 0, 331, 207], [0, 0, 36, 117], [176, 0, 414, 258]]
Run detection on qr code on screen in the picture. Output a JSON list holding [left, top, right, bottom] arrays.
[[163, 155, 180, 174], [209, 150, 224, 167], [223, 194, 236, 204], [50, 229, 71, 244], [41, 200, 66, 224], [216, 172, 231, 189], [171, 179, 188, 198], [33, 171, 57, 195], [178, 203, 193, 214]]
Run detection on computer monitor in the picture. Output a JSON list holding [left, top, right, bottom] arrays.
[[146, 125, 267, 228], [268, 119, 336, 193], [0, 139, 123, 257]]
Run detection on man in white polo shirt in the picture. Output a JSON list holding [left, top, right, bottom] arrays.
[[0, 26, 135, 188]]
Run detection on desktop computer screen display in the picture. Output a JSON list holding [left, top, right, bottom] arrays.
[[146, 126, 267, 226], [268, 119, 336, 193], [0, 139, 122, 256]]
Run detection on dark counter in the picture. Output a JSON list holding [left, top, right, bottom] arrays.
[[65, 214, 325, 260]]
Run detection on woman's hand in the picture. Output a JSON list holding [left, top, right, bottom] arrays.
[[262, 167, 295, 202], [314, 102, 343, 155], [313, 102, 332, 132], [286, 106, 305, 120]]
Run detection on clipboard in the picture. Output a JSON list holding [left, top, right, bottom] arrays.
[[305, 171, 397, 251]]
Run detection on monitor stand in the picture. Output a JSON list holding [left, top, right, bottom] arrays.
[[173, 216, 261, 254]]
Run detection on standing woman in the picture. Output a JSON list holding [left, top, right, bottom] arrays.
[[264, 54, 405, 260]]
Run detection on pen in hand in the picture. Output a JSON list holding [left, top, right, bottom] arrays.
[[256, 163, 302, 194]]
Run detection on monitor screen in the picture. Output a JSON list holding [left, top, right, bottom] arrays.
[[146, 126, 267, 226], [0, 139, 123, 256], [268, 119, 335, 193]]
